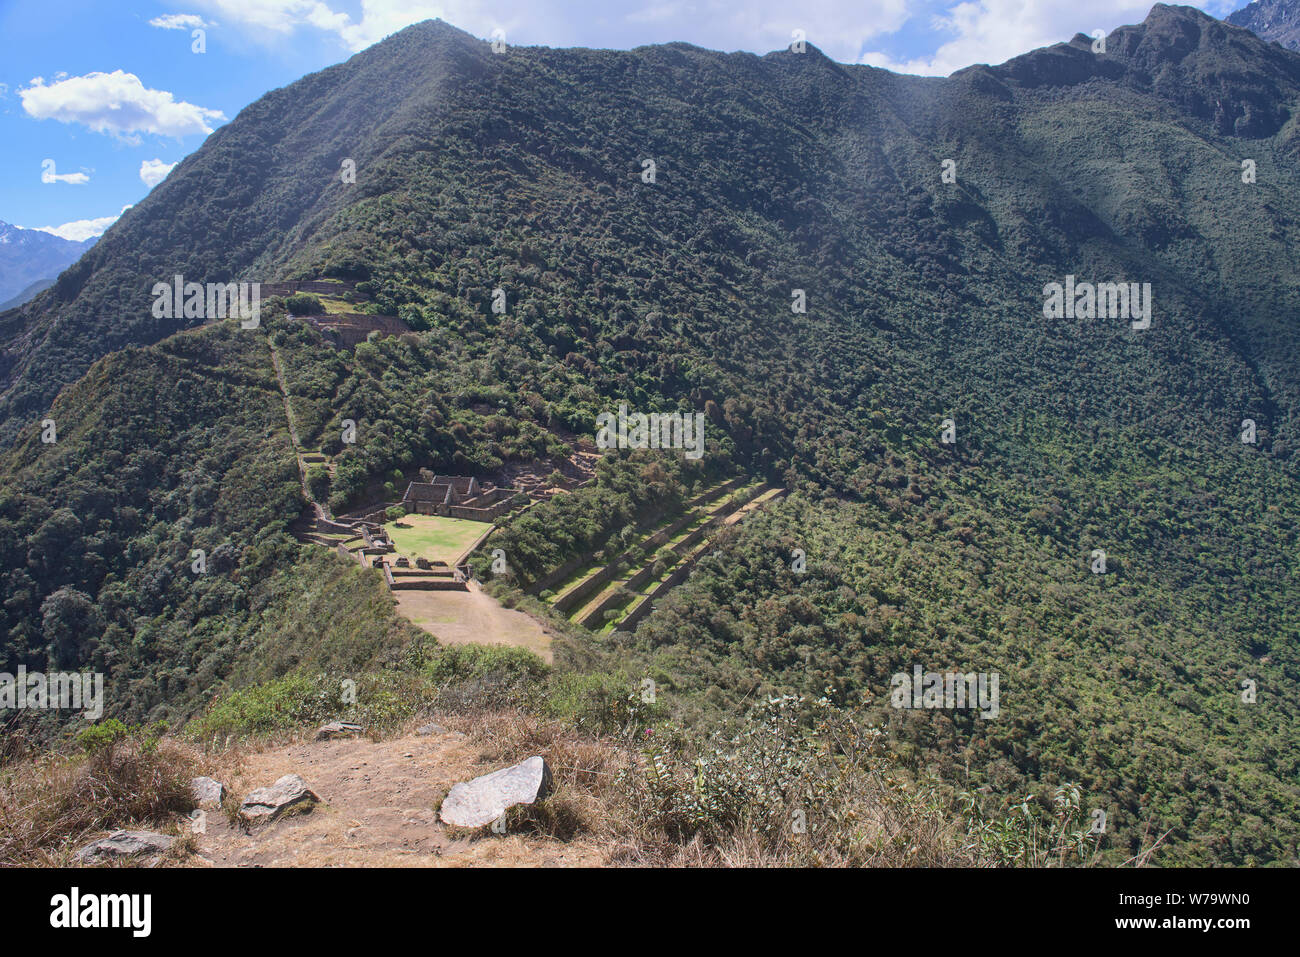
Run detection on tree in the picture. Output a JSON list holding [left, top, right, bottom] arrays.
[[40, 587, 102, 669], [307, 465, 331, 502]]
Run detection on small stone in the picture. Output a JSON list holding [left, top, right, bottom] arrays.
[[75, 831, 175, 862], [239, 774, 321, 823], [316, 721, 364, 740], [191, 776, 225, 807]]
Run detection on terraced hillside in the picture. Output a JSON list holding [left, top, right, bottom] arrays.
[[529, 477, 784, 632]]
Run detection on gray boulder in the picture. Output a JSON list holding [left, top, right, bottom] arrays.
[[75, 830, 175, 862], [239, 774, 321, 822], [191, 776, 225, 807], [439, 756, 553, 828]]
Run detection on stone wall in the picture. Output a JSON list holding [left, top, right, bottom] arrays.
[[261, 280, 357, 297], [400, 476, 520, 522]]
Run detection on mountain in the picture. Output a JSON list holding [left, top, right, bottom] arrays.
[[3, 4, 1300, 864], [0, 222, 93, 310], [1228, 0, 1300, 50], [0, 278, 57, 312]]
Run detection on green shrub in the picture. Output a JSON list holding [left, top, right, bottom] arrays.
[[75, 719, 130, 754], [959, 784, 1100, 867], [307, 464, 331, 502], [186, 673, 337, 741], [618, 696, 963, 864], [544, 672, 661, 738], [424, 644, 548, 686], [285, 293, 324, 315], [185, 670, 431, 742]]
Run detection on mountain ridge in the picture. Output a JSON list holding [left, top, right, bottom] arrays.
[[4, 5, 1300, 444], [3, 3, 1300, 864], [0, 221, 94, 309], [1229, 0, 1300, 51]]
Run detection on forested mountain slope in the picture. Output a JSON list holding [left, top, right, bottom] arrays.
[[2, 4, 1298, 864]]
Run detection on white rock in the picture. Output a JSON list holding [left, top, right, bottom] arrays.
[[439, 756, 552, 828]]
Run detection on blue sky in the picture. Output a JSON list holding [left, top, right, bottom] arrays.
[[0, 0, 1250, 240]]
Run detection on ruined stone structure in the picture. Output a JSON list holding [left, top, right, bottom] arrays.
[[401, 475, 522, 521], [308, 312, 410, 348], [259, 280, 357, 298]]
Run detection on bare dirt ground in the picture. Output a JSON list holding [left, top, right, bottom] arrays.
[[395, 582, 555, 663], [192, 726, 604, 867]]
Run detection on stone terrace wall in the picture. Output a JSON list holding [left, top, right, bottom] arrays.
[[310, 313, 410, 348], [448, 498, 517, 521], [260, 281, 357, 298], [523, 476, 744, 595]]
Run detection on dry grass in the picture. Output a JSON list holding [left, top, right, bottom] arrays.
[[0, 698, 993, 868], [428, 703, 981, 867], [604, 775, 979, 868], [444, 709, 630, 844], [0, 735, 202, 866]]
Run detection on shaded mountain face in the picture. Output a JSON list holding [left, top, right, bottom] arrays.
[[0, 222, 93, 309], [3, 3, 1300, 864], [1228, 0, 1300, 51]]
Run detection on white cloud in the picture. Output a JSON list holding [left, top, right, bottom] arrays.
[[26, 206, 132, 242], [20, 71, 226, 142], [860, 0, 1155, 76], [40, 163, 90, 185], [140, 158, 179, 188], [1201, 0, 1239, 15], [189, 0, 909, 60], [149, 13, 211, 30], [338, 1, 470, 52], [194, 0, 351, 38]]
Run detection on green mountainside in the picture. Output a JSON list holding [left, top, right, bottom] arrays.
[[2, 4, 1299, 864]]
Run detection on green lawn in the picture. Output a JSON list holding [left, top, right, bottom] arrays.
[[317, 296, 353, 315], [383, 514, 488, 564]]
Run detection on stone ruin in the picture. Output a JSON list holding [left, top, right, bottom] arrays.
[[401, 473, 521, 521]]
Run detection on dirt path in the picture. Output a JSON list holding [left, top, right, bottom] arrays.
[[269, 341, 330, 522], [193, 727, 603, 867], [394, 582, 555, 663]]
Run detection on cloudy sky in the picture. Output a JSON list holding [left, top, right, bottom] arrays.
[[0, 0, 1247, 241]]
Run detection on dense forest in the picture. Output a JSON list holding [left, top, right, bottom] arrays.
[[2, 5, 1299, 864]]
